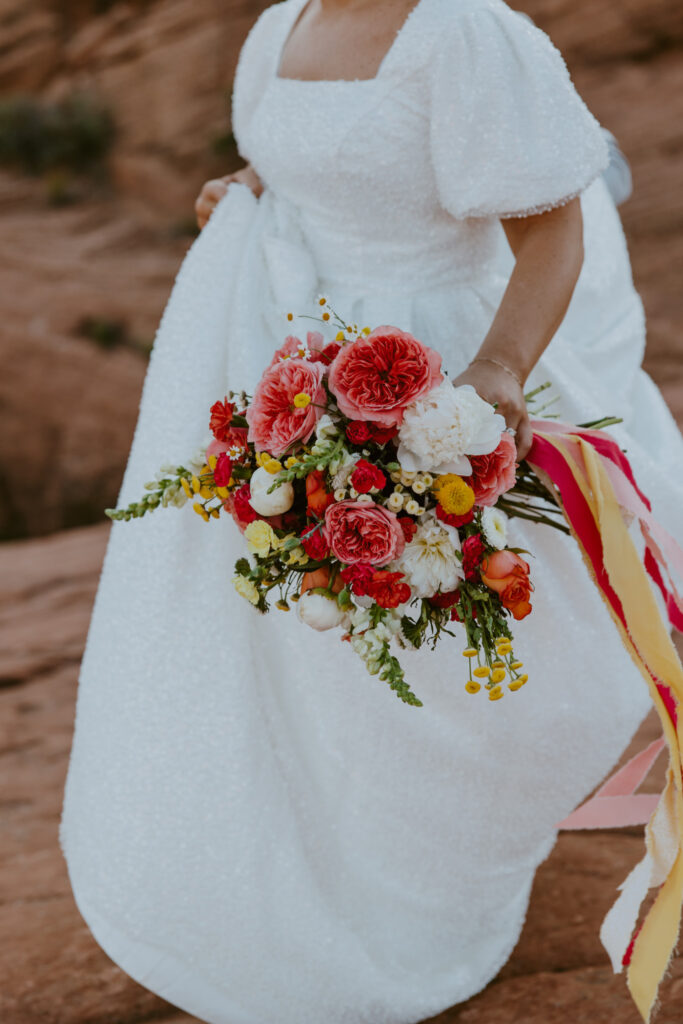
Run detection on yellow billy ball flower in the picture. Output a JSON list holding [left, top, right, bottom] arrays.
[[293, 392, 312, 409], [245, 520, 278, 558], [263, 457, 283, 474], [489, 686, 504, 701], [473, 666, 491, 679], [433, 474, 475, 516], [490, 668, 507, 684], [465, 680, 481, 694], [232, 575, 260, 606]]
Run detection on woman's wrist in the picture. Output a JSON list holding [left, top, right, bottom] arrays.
[[470, 355, 526, 389]]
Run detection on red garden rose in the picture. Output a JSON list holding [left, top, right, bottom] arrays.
[[226, 483, 260, 531], [350, 459, 386, 494], [340, 562, 375, 596], [213, 453, 233, 487], [324, 501, 405, 566], [309, 341, 342, 366], [365, 571, 411, 609], [462, 533, 486, 580], [367, 422, 398, 445], [209, 398, 235, 442], [328, 326, 443, 427], [247, 358, 326, 456], [467, 432, 518, 507]]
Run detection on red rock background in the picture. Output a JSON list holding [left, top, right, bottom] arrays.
[[0, 0, 682, 1022]]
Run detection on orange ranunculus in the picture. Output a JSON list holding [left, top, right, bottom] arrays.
[[481, 550, 533, 621], [300, 568, 343, 595], [306, 470, 333, 517]]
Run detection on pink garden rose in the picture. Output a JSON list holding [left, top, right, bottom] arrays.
[[246, 358, 326, 457], [467, 432, 518, 507], [267, 331, 325, 369], [324, 500, 405, 566], [327, 326, 443, 427]]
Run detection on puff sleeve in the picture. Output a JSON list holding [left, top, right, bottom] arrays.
[[429, 0, 609, 219], [231, 5, 280, 162]]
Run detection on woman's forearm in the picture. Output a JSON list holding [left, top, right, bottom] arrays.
[[474, 198, 585, 383]]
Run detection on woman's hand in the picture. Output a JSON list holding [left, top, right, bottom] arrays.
[[451, 361, 533, 461], [194, 165, 264, 229]]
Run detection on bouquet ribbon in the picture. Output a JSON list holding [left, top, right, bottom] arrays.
[[527, 422, 683, 1023]]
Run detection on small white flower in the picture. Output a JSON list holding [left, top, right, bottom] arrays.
[[297, 592, 348, 631], [249, 466, 294, 516], [481, 507, 509, 550], [390, 471, 402, 483], [405, 499, 422, 516], [388, 492, 404, 512], [356, 493, 374, 504], [334, 487, 347, 502], [421, 473, 434, 488], [349, 487, 359, 499], [412, 480, 426, 495], [400, 470, 417, 485]]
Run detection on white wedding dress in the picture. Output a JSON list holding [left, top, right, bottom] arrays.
[[60, 1, 683, 1022]]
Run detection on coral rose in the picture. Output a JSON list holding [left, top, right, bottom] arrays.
[[328, 326, 442, 427], [481, 550, 533, 621], [247, 358, 326, 457], [324, 501, 405, 566], [306, 470, 334, 517], [467, 432, 518, 507]]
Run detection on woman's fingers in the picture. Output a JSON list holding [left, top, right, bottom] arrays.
[[513, 412, 534, 461], [194, 179, 229, 229]]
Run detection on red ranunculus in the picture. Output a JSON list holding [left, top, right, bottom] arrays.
[[340, 562, 375, 596], [227, 483, 260, 531], [436, 505, 475, 529], [306, 470, 334, 517], [365, 571, 411, 609], [328, 327, 443, 427], [429, 589, 460, 609], [325, 501, 405, 566], [346, 421, 372, 445], [213, 453, 233, 487], [300, 525, 330, 560], [398, 516, 418, 542], [467, 432, 518, 507], [209, 398, 235, 442], [462, 533, 486, 580], [350, 459, 386, 494]]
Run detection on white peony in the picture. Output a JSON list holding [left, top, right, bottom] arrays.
[[297, 591, 348, 631], [481, 506, 509, 549], [392, 513, 464, 598], [248, 466, 295, 516], [397, 382, 505, 475]]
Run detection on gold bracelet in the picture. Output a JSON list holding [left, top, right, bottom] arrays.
[[471, 356, 524, 388]]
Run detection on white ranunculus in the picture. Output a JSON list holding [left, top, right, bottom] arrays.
[[392, 513, 464, 598], [297, 591, 347, 631], [397, 382, 505, 475], [248, 466, 295, 516], [481, 506, 509, 550]]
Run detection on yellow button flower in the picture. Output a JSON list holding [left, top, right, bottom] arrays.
[[191, 475, 201, 493], [181, 478, 193, 498], [462, 648, 478, 658], [508, 680, 524, 692], [433, 474, 475, 516], [208, 454, 218, 471], [490, 668, 506, 684], [489, 686, 504, 701], [293, 392, 312, 409], [473, 666, 490, 679], [465, 680, 481, 694]]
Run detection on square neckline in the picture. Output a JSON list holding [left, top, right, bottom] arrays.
[[273, 0, 428, 84]]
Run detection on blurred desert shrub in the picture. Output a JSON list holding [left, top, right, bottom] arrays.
[[0, 91, 114, 177]]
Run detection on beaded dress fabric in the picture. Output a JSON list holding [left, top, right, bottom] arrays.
[[61, 1, 683, 1022]]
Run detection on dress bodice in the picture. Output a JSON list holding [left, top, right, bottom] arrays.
[[232, 0, 608, 296]]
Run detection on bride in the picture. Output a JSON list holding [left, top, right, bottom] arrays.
[[61, 0, 683, 1022]]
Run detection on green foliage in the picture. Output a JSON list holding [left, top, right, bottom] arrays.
[[0, 91, 114, 176]]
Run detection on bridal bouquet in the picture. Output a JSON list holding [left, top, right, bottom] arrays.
[[108, 301, 581, 706]]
